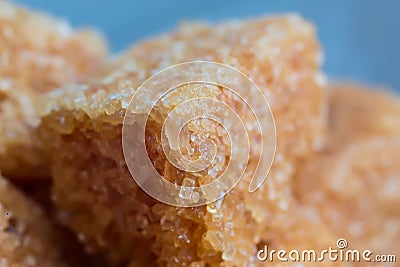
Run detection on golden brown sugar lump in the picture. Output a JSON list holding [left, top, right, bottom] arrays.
[[39, 15, 325, 266], [0, 176, 67, 267], [18, 181, 109, 267], [293, 85, 400, 263], [326, 83, 400, 147], [295, 138, 400, 262], [0, 1, 107, 180]]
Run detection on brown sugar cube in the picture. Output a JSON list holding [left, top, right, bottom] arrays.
[[0, 175, 67, 266], [39, 15, 325, 266], [294, 85, 400, 262], [326, 83, 400, 147], [0, 2, 107, 180]]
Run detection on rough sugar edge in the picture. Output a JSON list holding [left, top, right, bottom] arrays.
[[38, 14, 319, 121]]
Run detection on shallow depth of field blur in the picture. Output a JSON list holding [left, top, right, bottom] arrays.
[[17, 0, 400, 91]]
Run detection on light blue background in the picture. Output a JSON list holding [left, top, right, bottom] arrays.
[[17, 0, 400, 90]]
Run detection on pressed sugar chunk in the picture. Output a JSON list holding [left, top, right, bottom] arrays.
[[0, 175, 67, 267], [39, 15, 325, 266], [0, 2, 107, 180], [326, 83, 400, 148], [293, 84, 400, 263]]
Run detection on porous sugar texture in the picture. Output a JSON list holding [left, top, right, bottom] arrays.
[[0, 1, 107, 180], [294, 85, 400, 262], [0, 176, 67, 267], [39, 15, 325, 266]]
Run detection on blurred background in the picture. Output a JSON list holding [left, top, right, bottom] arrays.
[[17, 0, 400, 90]]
